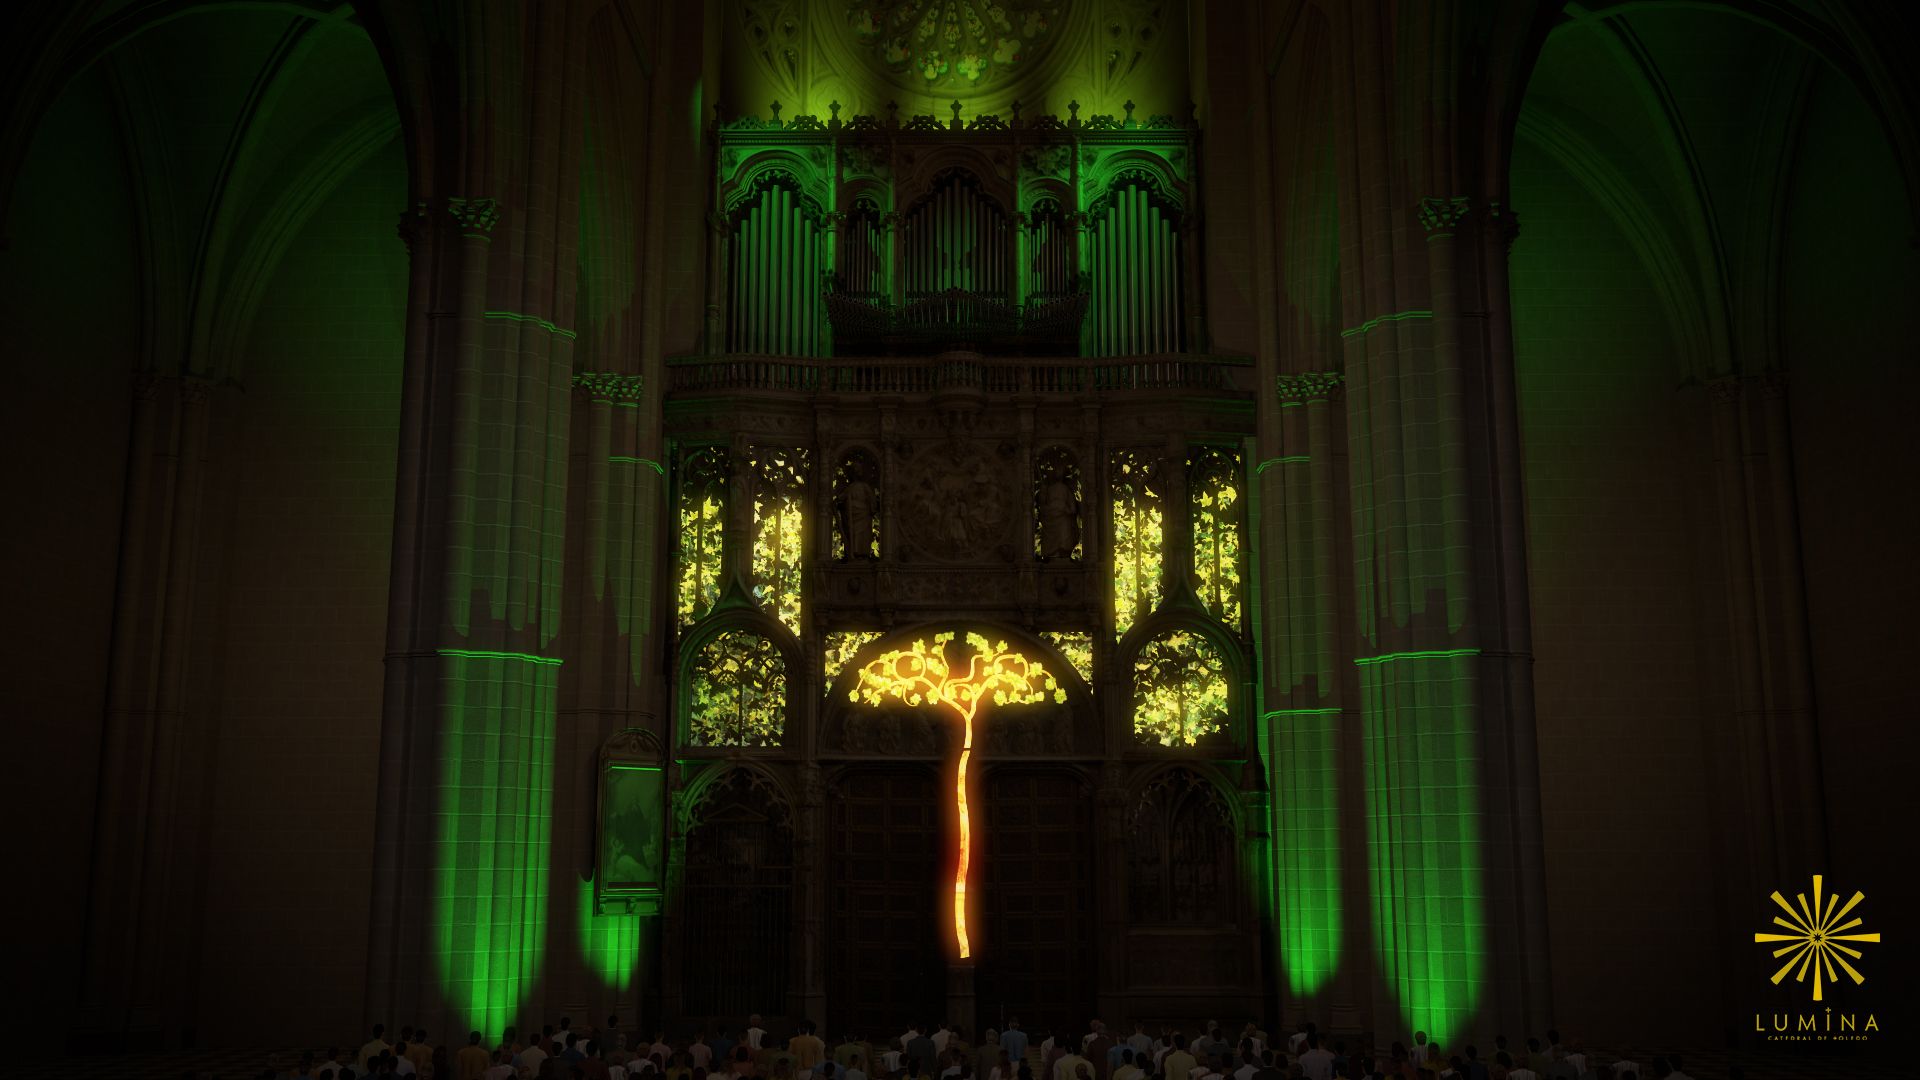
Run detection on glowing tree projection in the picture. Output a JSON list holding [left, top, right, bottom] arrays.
[[849, 631, 1066, 959]]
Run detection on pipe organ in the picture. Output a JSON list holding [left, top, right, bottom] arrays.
[[709, 103, 1201, 358], [726, 177, 828, 357]]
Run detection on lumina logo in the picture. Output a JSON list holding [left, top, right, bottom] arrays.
[[1753, 874, 1880, 1002]]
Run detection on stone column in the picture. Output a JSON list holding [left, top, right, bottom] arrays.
[[81, 371, 219, 1041], [1317, 0, 1556, 1046], [1262, 372, 1351, 1028], [1704, 373, 1826, 880], [362, 2, 592, 1039]]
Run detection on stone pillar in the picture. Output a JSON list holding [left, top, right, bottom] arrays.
[[1704, 373, 1826, 880], [1317, 0, 1556, 1047], [363, 1, 592, 1039], [81, 371, 219, 1041], [1262, 372, 1351, 1028]]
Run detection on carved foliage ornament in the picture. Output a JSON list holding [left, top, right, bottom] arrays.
[[846, 0, 1066, 89], [1274, 370, 1343, 406], [574, 372, 645, 403]]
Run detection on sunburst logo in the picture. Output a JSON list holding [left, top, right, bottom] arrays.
[[1754, 874, 1881, 1001]]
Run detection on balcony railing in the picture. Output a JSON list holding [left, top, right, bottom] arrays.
[[665, 353, 1254, 396]]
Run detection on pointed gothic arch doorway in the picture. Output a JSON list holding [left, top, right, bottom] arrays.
[[819, 624, 1101, 1038]]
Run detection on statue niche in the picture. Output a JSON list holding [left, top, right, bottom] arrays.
[[835, 448, 881, 560], [1035, 445, 1082, 561]]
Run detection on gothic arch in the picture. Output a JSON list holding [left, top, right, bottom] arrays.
[[1124, 762, 1243, 926]]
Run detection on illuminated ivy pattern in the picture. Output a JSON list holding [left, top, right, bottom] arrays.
[[1110, 448, 1163, 637], [1188, 446, 1244, 630], [1038, 630, 1093, 684], [749, 446, 808, 635], [1132, 630, 1230, 746], [688, 631, 787, 747], [678, 448, 729, 626], [846, 1, 1062, 87], [824, 629, 885, 682]]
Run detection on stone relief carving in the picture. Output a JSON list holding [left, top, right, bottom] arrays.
[[898, 438, 1017, 562]]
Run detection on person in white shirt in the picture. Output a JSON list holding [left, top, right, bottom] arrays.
[[1285, 1028, 1308, 1057], [1499, 1052, 1537, 1080], [747, 1016, 768, 1051], [484, 1049, 515, 1080], [1053, 1048, 1090, 1080], [1290, 1037, 1336, 1080], [844, 1052, 868, 1080], [933, 1025, 953, 1054], [1231, 1051, 1257, 1080]]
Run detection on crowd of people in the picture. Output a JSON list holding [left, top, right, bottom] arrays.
[[281, 1017, 1704, 1080]]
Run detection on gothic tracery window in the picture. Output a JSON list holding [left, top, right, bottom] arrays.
[[1187, 445, 1244, 630], [1127, 768, 1235, 925], [687, 630, 787, 747], [749, 445, 808, 635], [1132, 629, 1231, 746], [1110, 448, 1163, 637], [677, 447, 729, 626]]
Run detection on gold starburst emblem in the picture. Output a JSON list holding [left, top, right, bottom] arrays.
[[1754, 874, 1881, 1001]]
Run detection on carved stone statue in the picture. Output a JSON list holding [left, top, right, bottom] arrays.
[[1039, 475, 1080, 560], [840, 476, 876, 559]]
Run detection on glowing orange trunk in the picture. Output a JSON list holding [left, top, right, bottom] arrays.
[[954, 715, 973, 957]]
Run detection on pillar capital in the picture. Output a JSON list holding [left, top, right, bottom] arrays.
[[572, 371, 645, 405], [1274, 370, 1344, 406]]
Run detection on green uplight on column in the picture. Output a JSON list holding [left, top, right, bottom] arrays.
[[1265, 706, 1344, 996], [1358, 649, 1486, 1048], [432, 652, 560, 1039], [576, 874, 643, 992]]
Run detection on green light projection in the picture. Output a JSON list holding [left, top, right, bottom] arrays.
[[677, 448, 728, 626], [1358, 650, 1486, 1048], [432, 652, 558, 1040], [1110, 448, 1163, 638], [1131, 630, 1230, 746], [749, 446, 808, 635], [1188, 446, 1244, 630], [1265, 707, 1343, 995], [576, 873, 642, 992], [688, 630, 787, 747], [824, 629, 885, 681], [1037, 630, 1093, 683]]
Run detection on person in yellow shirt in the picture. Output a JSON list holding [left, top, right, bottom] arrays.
[[790, 1023, 826, 1073], [458, 1033, 493, 1080], [1162, 1036, 1197, 1080]]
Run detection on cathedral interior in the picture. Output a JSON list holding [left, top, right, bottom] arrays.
[[3, 0, 1917, 1073]]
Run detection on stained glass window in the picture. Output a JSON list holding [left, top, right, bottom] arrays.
[[1038, 630, 1093, 684], [1132, 629, 1231, 746], [823, 629, 884, 683], [687, 630, 786, 747], [1110, 448, 1164, 637], [677, 448, 728, 627], [749, 446, 808, 636], [1188, 445, 1244, 631]]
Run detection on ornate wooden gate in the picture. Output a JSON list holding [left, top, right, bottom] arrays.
[[976, 766, 1094, 1035], [828, 765, 944, 1035]]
